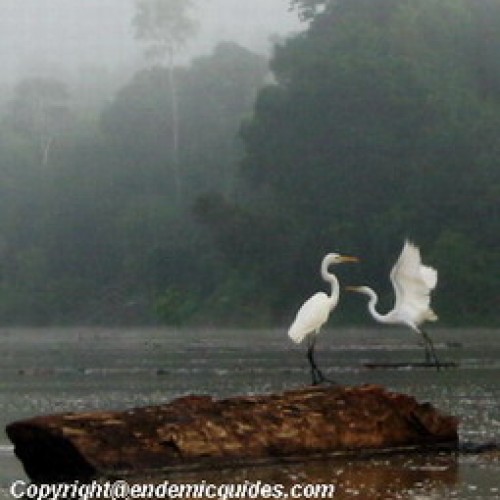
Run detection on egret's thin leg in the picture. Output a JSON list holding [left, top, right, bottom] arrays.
[[306, 336, 336, 385], [421, 329, 441, 371], [423, 343, 431, 363], [316, 368, 337, 385], [307, 336, 321, 385]]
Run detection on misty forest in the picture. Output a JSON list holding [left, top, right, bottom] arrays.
[[0, 0, 499, 327]]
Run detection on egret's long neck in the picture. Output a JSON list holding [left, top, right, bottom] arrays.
[[321, 261, 340, 309], [362, 287, 391, 324]]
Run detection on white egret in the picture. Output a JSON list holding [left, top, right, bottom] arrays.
[[346, 240, 441, 369], [288, 252, 359, 385]]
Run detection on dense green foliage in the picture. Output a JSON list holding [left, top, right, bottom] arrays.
[[203, 0, 500, 325], [0, 0, 499, 326]]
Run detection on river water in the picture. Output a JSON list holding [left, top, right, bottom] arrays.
[[0, 327, 499, 499]]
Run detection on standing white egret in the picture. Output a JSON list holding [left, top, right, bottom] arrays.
[[346, 240, 441, 369], [288, 252, 359, 385]]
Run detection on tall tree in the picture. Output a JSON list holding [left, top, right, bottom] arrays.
[[133, 0, 198, 205], [230, 0, 500, 323], [100, 42, 268, 201], [290, 0, 329, 21], [7, 78, 70, 167]]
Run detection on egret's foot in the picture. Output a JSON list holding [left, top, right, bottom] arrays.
[[422, 353, 441, 371], [433, 357, 442, 372], [320, 378, 338, 385], [315, 369, 337, 385], [421, 330, 441, 372], [310, 370, 321, 386], [424, 351, 441, 371], [311, 370, 327, 385], [424, 346, 431, 364], [306, 341, 337, 385]]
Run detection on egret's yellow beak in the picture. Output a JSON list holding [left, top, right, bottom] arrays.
[[345, 285, 362, 292], [339, 255, 359, 263]]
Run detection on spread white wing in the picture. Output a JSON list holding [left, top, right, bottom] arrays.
[[389, 240, 438, 326]]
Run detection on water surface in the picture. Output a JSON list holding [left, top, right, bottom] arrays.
[[0, 327, 499, 499]]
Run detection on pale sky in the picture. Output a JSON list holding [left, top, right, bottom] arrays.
[[0, 0, 303, 83]]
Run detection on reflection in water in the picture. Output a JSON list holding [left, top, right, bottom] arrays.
[[137, 452, 459, 499]]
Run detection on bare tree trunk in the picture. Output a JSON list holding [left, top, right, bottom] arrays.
[[167, 48, 182, 206], [41, 136, 53, 168]]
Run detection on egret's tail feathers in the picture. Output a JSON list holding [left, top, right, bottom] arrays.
[[427, 308, 438, 321], [288, 326, 307, 344]]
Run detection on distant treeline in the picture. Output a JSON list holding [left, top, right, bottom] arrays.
[[1, 0, 499, 326]]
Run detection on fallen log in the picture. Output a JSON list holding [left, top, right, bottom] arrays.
[[6, 384, 458, 482]]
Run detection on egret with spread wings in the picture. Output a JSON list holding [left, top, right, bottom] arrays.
[[347, 240, 441, 369], [288, 252, 359, 385]]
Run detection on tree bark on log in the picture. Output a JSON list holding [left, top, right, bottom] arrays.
[[6, 384, 458, 482]]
